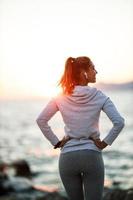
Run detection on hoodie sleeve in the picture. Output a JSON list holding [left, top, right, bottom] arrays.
[[36, 98, 60, 146], [102, 97, 125, 145]]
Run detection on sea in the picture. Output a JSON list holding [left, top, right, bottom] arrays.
[[0, 88, 133, 193]]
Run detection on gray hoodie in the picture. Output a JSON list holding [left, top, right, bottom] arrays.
[[36, 86, 125, 153]]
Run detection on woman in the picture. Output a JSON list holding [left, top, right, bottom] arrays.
[[36, 56, 125, 200]]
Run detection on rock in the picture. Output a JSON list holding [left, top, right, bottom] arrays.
[[11, 159, 32, 178], [112, 181, 121, 186], [0, 162, 13, 195], [103, 188, 126, 200], [0, 177, 13, 195], [125, 189, 133, 200], [103, 188, 133, 200], [0, 176, 34, 195], [36, 192, 68, 200], [4, 177, 33, 192], [0, 160, 34, 195]]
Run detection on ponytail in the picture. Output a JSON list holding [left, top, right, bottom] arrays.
[[58, 57, 76, 95]]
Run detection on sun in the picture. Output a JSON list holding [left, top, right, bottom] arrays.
[[33, 84, 62, 98]]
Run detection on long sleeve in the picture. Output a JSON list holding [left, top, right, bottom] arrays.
[[102, 98, 125, 145], [36, 98, 60, 146]]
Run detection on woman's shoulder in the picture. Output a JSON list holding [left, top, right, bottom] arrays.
[[89, 86, 108, 97], [96, 89, 108, 98], [93, 87, 109, 105]]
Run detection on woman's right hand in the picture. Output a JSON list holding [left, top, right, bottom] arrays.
[[89, 137, 108, 150]]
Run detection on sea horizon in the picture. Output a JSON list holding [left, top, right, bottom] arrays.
[[0, 81, 133, 101]]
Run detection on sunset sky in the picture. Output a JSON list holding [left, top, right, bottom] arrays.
[[0, 0, 133, 99]]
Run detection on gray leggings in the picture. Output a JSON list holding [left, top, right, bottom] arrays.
[[59, 149, 104, 200]]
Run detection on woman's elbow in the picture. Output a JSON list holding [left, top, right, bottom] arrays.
[[117, 117, 125, 129], [36, 117, 42, 126], [36, 117, 47, 126]]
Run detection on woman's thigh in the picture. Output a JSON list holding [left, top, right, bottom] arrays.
[[80, 150, 105, 200], [59, 151, 84, 200]]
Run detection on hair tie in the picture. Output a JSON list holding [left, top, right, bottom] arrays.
[[71, 57, 75, 63]]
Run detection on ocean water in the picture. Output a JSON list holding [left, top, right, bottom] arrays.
[[0, 89, 133, 192]]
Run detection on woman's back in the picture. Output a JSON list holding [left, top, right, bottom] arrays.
[[54, 85, 107, 153]]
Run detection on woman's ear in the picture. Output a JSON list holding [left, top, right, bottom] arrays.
[[79, 71, 89, 83], [84, 72, 88, 79]]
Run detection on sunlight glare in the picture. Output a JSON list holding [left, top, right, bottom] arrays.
[[33, 84, 62, 98]]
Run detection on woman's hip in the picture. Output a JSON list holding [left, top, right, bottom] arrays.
[[59, 149, 104, 174]]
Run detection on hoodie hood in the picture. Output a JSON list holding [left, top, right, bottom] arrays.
[[65, 85, 98, 104]]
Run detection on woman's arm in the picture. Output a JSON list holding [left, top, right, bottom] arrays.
[[36, 99, 60, 146], [101, 98, 125, 146], [90, 97, 125, 150]]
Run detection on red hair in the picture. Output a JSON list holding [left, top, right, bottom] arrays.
[[58, 56, 93, 95]]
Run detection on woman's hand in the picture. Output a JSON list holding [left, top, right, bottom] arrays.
[[89, 137, 108, 150], [54, 136, 71, 149]]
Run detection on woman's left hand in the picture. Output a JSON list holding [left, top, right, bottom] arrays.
[[89, 137, 108, 150]]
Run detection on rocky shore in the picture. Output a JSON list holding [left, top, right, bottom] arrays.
[[0, 159, 133, 200]]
